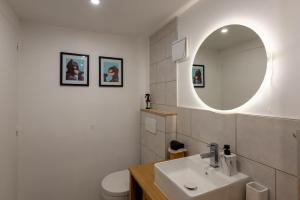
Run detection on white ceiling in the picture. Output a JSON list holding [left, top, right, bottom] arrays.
[[7, 0, 190, 36]]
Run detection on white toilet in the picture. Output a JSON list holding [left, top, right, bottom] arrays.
[[101, 169, 130, 200]]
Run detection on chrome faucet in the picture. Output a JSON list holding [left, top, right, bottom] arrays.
[[200, 143, 219, 168]]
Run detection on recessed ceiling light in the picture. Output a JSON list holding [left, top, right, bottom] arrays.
[[221, 28, 228, 34], [90, 0, 100, 5]]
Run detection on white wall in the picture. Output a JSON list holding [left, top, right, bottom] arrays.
[[0, 1, 19, 200], [17, 22, 147, 200], [177, 0, 300, 118]]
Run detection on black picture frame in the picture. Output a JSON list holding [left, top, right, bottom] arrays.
[[192, 64, 205, 88], [99, 56, 124, 87], [60, 52, 89, 86]]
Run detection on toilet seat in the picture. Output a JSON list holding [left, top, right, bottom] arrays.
[[101, 169, 129, 197]]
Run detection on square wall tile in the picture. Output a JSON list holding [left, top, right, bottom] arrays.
[[144, 130, 165, 159], [150, 83, 165, 105], [276, 170, 297, 200], [165, 31, 178, 59], [150, 41, 166, 64], [165, 81, 177, 106], [191, 109, 236, 152], [177, 107, 192, 136], [141, 145, 162, 164], [177, 134, 209, 156], [150, 64, 157, 84], [236, 114, 300, 175], [237, 156, 276, 200], [157, 58, 176, 83], [166, 115, 177, 133]]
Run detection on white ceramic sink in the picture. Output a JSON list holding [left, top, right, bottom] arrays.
[[154, 155, 249, 200]]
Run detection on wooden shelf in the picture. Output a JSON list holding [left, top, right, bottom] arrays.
[[140, 109, 177, 117], [129, 163, 168, 200]]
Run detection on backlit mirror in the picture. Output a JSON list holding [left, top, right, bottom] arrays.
[[192, 25, 267, 110]]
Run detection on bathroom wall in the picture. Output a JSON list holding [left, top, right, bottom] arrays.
[[173, 1, 300, 199], [0, 1, 19, 200], [149, 19, 178, 112], [177, 108, 298, 200], [148, 0, 300, 199], [177, 0, 300, 118], [142, 19, 178, 163], [17, 22, 147, 200]]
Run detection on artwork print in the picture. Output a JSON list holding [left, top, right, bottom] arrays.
[[60, 52, 89, 86], [99, 57, 123, 87]]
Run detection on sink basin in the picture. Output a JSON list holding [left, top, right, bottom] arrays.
[[154, 155, 249, 200]]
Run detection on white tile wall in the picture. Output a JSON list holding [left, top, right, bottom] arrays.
[[166, 115, 177, 133], [276, 170, 297, 200], [150, 64, 157, 84], [150, 83, 166, 105], [176, 107, 299, 200], [177, 134, 209, 156], [191, 109, 236, 152], [177, 107, 192, 136], [150, 41, 166, 64], [237, 114, 300, 176], [237, 156, 276, 200], [140, 111, 177, 163], [141, 146, 163, 164], [150, 19, 178, 111], [157, 58, 177, 83], [150, 15, 299, 200], [165, 31, 178, 59], [165, 81, 177, 106]]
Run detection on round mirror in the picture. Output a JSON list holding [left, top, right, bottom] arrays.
[[192, 25, 267, 110]]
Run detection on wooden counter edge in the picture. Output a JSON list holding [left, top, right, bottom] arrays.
[[129, 163, 168, 200], [140, 109, 177, 117]]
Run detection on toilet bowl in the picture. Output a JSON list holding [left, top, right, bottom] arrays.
[[101, 169, 129, 200]]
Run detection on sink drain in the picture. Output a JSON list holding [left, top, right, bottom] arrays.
[[184, 182, 198, 191]]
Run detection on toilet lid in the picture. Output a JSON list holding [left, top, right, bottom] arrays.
[[101, 170, 129, 197]]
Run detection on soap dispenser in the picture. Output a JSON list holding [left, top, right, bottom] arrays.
[[221, 145, 237, 176]]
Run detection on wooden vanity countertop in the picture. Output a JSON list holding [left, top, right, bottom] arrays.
[[129, 163, 168, 200], [140, 109, 177, 117]]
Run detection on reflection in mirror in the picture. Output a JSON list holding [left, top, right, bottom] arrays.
[[193, 25, 267, 110]]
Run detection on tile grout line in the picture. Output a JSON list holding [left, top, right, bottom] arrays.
[[235, 114, 238, 156], [275, 169, 277, 200], [177, 131, 298, 178], [150, 80, 177, 86]]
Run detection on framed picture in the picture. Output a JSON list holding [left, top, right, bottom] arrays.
[[192, 65, 205, 88], [60, 52, 89, 86], [99, 56, 123, 87]]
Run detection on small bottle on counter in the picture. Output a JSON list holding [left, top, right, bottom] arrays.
[[221, 144, 237, 176]]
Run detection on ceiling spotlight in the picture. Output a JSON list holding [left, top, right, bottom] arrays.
[[90, 0, 100, 5], [221, 28, 228, 34]]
